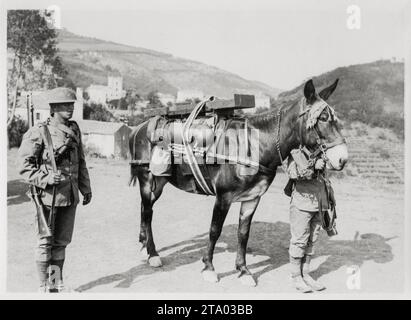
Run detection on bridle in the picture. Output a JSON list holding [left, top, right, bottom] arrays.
[[276, 98, 346, 168]]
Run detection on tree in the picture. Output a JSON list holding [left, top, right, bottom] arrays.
[[7, 10, 68, 126], [7, 116, 28, 148], [146, 90, 163, 108], [83, 103, 115, 122]]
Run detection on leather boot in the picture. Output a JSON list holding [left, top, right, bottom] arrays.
[[36, 261, 50, 293], [49, 259, 64, 293], [301, 255, 325, 291], [290, 256, 312, 293]]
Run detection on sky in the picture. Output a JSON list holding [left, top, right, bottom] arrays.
[[3, 0, 409, 90]]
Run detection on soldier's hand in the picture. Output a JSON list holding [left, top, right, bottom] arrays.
[[314, 158, 326, 170], [47, 172, 62, 185], [83, 192, 92, 205]]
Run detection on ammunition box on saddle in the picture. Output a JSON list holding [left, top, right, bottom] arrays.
[[143, 94, 256, 119]]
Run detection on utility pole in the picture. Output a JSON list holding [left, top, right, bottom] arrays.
[[26, 92, 30, 124], [29, 92, 34, 126]]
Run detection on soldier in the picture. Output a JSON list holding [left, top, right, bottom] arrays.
[[18, 87, 92, 293], [284, 147, 337, 293]]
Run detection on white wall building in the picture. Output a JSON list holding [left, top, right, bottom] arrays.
[[73, 87, 84, 120], [176, 89, 204, 103], [107, 76, 123, 100], [157, 93, 176, 106], [77, 120, 131, 159], [255, 94, 271, 109], [87, 75, 126, 105], [87, 85, 109, 104]]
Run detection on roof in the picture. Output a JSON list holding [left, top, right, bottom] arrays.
[[77, 120, 129, 135], [88, 84, 109, 91], [32, 92, 51, 110], [16, 91, 50, 110]]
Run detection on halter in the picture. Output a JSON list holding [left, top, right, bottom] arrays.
[[276, 98, 346, 168]]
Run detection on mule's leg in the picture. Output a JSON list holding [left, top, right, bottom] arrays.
[[137, 170, 167, 267], [202, 194, 232, 283], [235, 197, 260, 286]]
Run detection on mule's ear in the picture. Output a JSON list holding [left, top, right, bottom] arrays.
[[303, 79, 316, 104], [319, 78, 339, 101]]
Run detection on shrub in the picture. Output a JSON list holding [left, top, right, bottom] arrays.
[[369, 143, 390, 159], [83, 144, 106, 158], [355, 125, 368, 136], [127, 114, 145, 126], [377, 131, 387, 140], [8, 117, 28, 148], [379, 149, 391, 159], [83, 103, 115, 122]]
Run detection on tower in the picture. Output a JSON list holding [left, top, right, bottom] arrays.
[[73, 87, 84, 121], [107, 76, 123, 100]]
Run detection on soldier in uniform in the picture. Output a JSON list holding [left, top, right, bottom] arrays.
[[285, 147, 337, 293], [18, 87, 92, 293]]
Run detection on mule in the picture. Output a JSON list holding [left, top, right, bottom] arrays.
[[129, 79, 348, 286]]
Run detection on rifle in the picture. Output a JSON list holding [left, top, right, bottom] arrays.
[[40, 125, 58, 235], [27, 93, 52, 238]]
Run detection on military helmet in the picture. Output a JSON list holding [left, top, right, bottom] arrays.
[[47, 87, 77, 105]]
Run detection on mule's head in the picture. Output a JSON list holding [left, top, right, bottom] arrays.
[[298, 79, 348, 171]]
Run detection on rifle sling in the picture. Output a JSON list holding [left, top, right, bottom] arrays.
[[55, 123, 80, 144], [39, 125, 58, 173]]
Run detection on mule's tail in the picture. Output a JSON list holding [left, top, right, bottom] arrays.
[[129, 164, 139, 186], [129, 120, 151, 186]]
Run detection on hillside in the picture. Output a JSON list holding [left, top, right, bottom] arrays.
[[273, 60, 404, 137], [57, 29, 281, 98], [269, 60, 404, 183]]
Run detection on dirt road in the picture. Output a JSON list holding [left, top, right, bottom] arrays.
[[7, 149, 404, 294]]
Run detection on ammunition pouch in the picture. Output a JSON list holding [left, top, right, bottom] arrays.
[[54, 137, 74, 164], [320, 207, 338, 236], [318, 175, 337, 237]]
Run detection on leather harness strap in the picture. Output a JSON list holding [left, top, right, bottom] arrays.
[[55, 122, 80, 144]]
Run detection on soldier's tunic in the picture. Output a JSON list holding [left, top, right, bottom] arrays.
[[287, 149, 329, 258], [18, 117, 91, 262]]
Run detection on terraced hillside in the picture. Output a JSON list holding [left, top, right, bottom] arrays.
[[342, 123, 404, 184]]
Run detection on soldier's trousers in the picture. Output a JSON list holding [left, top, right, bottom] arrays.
[[289, 205, 322, 258], [35, 205, 77, 262]]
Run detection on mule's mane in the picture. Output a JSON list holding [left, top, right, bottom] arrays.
[[246, 98, 300, 130], [247, 109, 278, 129]]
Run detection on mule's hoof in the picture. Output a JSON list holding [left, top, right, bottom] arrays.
[[202, 270, 219, 283], [239, 274, 257, 287], [148, 256, 163, 268]]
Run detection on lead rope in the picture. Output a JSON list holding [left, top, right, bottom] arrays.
[[276, 108, 288, 173]]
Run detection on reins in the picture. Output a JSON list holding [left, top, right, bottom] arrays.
[[275, 107, 288, 172]]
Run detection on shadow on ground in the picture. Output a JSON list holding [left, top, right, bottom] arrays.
[[76, 221, 394, 292], [7, 179, 30, 206]]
